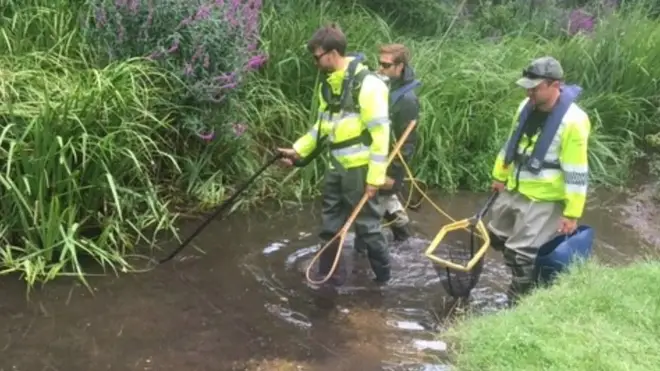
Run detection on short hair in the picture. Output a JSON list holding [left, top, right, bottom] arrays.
[[306, 23, 347, 56], [379, 43, 411, 65]]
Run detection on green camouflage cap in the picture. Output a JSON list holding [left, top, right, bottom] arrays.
[[516, 56, 564, 89]]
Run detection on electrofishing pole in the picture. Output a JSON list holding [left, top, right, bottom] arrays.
[[158, 152, 283, 264]]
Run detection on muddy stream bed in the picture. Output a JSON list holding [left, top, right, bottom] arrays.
[[1, 184, 659, 371]]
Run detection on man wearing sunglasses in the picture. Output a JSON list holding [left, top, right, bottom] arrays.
[[374, 43, 420, 243], [486, 56, 591, 305], [276, 23, 392, 285]]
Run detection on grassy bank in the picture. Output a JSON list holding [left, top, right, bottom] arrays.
[[1, 0, 659, 287], [445, 259, 660, 370]]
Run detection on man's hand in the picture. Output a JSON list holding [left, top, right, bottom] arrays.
[[365, 184, 379, 198], [558, 217, 578, 235], [491, 180, 505, 192], [380, 177, 395, 191], [276, 147, 299, 167]]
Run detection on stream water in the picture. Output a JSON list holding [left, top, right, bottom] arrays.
[[1, 184, 658, 371]]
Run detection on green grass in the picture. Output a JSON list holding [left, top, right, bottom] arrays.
[[445, 259, 660, 371]]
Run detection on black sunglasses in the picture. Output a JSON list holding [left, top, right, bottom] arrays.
[[313, 49, 331, 62], [379, 61, 395, 69]]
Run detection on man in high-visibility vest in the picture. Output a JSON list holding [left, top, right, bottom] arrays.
[[487, 56, 591, 305], [374, 43, 420, 243], [277, 23, 392, 285]]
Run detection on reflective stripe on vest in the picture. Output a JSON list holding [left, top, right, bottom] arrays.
[[504, 84, 583, 175], [321, 109, 386, 170]]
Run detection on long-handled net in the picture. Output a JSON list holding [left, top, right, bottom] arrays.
[[424, 191, 499, 298]]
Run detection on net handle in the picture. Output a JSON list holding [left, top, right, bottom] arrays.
[[472, 190, 499, 223]]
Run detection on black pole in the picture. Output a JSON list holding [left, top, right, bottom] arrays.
[[158, 153, 282, 264]]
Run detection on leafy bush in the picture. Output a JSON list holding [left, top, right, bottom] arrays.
[[83, 0, 265, 140]]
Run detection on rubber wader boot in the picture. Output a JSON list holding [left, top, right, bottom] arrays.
[[384, 211, 412, 242], [315, 240, 347, 286], [487, 229, 507, 252], [372, 261, 391, 285]]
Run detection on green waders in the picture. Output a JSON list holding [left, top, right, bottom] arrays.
[[315, 165, 391, 285]]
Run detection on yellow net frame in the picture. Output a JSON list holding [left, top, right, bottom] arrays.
[[423, 217, 491, 272], [423, 191, 499, 272]]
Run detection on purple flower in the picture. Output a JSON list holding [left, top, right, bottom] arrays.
[[95, 7, 107, 28], [128, 0, 139, 14], [215, 72, 236, 83], [88, 0, 266, 140], [195, 4, 212, 20], [167, 39, 180, 54], [568, 9, 595, 35], [183, 63, 194, 76], [198, 130, 215, 142], [245, 54, 267, 71]]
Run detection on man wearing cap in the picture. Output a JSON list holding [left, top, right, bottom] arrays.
[[486, 56, 591, 305]]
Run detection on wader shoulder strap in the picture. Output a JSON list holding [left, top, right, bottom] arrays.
[[320, 53, 367, 113], [390, 79, 421, 107], [327, 69, 374, 150], [504, 84, 583, 174]]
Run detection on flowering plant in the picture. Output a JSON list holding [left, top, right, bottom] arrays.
[[85, 0, 266, 140]]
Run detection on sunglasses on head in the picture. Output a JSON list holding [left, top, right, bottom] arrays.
[[522, 69, 556, 81]]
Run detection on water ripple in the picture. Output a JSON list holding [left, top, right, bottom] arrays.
[[241, 228, 512, 369]]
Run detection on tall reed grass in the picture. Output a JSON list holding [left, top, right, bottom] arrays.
[[0, 1, 183, 288], [253, 0, 659, 192]]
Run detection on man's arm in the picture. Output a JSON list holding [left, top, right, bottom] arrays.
[[292, 86, 330, 158], [358, 74, 391, 187], [559, 113, 591, 219]]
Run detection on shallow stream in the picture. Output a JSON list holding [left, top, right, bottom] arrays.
[[1, 184, 658, 370]]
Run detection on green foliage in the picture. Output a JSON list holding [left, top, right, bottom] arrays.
[[0, 3, 182, 288], [254, 0, 657, 191]]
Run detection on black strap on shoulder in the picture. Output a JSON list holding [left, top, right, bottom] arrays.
[[307, 53, 378, 156], [327, 68, 374, 151], [320, 53, 366, 114]]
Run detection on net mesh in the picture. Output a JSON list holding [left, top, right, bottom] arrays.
[[430, 227, 485, 298]]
